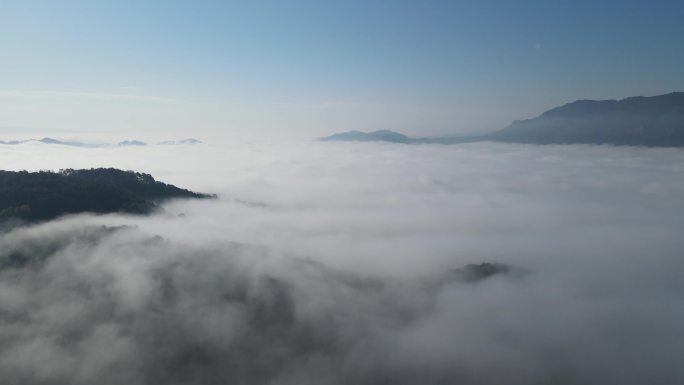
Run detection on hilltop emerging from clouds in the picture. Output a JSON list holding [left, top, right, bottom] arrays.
[[0, 168, 213, 223]]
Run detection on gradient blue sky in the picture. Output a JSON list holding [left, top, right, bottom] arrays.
[[2, 0, 684, 140]]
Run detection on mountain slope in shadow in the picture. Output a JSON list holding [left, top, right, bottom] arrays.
[[491, 92, 684, 146], [320, 92, 684, 147], [0, 168, 214, 223]]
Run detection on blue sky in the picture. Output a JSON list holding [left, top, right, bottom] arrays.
[[2, 0, 684, 140]]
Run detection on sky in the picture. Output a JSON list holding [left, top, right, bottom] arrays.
[[2, 0, 684, 141]]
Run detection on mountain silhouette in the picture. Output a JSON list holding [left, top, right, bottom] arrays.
[[320, 130, 415, 143], [320, 92, 684, 147], [491, 92, 684, 146]]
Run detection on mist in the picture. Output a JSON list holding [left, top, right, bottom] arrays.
[[2, 141, 684, 384]]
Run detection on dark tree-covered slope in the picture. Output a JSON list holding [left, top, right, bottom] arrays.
[[0, 168, 212, 222]]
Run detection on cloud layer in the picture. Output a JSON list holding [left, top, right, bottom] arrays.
[[1, 141, 684, 384]]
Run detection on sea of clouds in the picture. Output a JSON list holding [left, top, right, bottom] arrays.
[[1, 141, 684, 384]]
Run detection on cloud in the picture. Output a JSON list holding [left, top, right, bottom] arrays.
[[1, 142, 684, 384]]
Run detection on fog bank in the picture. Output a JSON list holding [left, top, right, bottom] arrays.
[[1, 141, 684, 384]]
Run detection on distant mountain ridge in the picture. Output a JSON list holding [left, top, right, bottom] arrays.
[[320, 92, 684, 147], [159, 138, 203, 145], [319, 130, 482, 144], [117, 140, 147, 147], [492, 92, 684, 145], [0, 138, 203, 147], [320, 130, 414, 143]]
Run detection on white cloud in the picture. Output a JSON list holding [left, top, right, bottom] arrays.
[[1, 141, 684, 384]]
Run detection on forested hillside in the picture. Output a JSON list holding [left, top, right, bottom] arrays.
[[0, 168, 212, 222]]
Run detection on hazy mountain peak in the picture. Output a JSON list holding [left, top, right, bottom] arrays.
[[117, 140, 147, 147], [491, 91, 684, 146], [158, 138, 203, 145], [320, 130, 414, 143]]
